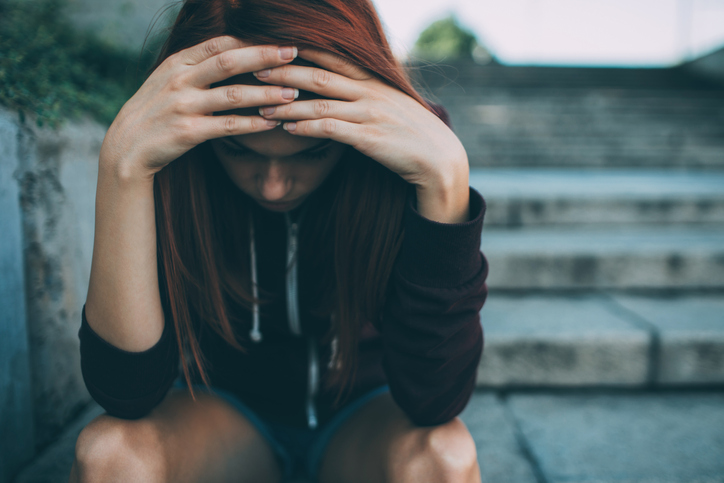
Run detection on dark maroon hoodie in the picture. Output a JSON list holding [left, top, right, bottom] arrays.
[[78, 105, 489, 429]]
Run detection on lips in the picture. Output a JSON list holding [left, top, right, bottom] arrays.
[[256, 198, 301, 211]]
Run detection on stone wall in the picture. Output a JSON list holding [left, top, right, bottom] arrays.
[[0, 107, 106, 481], [0, 112, 36, 483], [63, 0, 180, 54]]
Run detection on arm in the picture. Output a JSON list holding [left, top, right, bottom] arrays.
[[378, 186, 488, 427], [79, 37, 307, 418], [80, 163, 178, 419]]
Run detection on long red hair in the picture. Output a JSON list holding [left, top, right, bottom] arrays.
[[151, 0, 439, 408]]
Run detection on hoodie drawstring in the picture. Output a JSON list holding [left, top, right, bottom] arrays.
[[249, 211, 262, 343]]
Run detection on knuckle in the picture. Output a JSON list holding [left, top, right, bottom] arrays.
[[204, 37, 224, 57], [276, 66, 291, 83], [249, 116, 264, 131], [172, 96, 194, 115], [216, 51, 235, 73], [166, 73, 186, 93], [176, 117, 197, 137], [321, 119, 336, 135], [259, 46, 275, 65], [314, 99, 331, 117], [225, 86, 244, 106], [312, 69, 332, 89], [223, 116, 238, 135], [368, 105, 385, 123], [266, 87, 281, 103]]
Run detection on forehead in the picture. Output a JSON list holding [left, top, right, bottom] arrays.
[[223, 128, 335, 157]]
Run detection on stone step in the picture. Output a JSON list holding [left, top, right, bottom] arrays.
[[476, 295, 724, 388], [481, 226, 724, 289], [440, 91, 724, 113], [466, 152, 724, 169], [410, 61, 724, 90], [467, 152, 724, 169], [459, 131, 724, 148], [470, 169, 724, 227], [460, 91, 724, 106]]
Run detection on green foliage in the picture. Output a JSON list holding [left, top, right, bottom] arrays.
[[414, 15, 480, 60], [0, 0, 157, 128]]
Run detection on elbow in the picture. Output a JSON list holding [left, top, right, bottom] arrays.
[[83, 378, 175, 420]]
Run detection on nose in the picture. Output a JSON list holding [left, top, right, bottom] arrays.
[[257, 160, 292, 201]]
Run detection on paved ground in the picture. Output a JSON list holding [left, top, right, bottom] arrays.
[[15, 390, 724, 483]]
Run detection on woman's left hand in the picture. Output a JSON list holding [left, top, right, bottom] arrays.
[[251, 48, 469, 196]]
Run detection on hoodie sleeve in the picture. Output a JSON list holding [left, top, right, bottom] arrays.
[[377, 100, 487, 426], [78, 303, 179, 419], [379, 185, 488, 427]]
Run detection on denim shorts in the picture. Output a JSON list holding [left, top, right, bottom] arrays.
[[172, 378, 390, 482]]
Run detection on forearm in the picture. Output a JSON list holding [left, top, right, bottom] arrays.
[[84, 158, 165, 352]]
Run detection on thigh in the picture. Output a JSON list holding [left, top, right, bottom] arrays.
[[75, 386, 284, 483], [316, 392, 424, 483], [316, 392, 481, 483]]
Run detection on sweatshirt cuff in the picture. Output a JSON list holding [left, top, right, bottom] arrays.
[[78, 303, 178, 401], [396, 186, 486, 288]]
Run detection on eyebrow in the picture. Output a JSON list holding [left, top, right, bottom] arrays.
[[222, 137, 334, 155]]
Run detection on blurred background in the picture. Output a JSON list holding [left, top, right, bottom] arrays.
[[1, 0, 723, 482]]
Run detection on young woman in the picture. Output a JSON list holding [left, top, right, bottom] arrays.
[[71, 0, 488, 481]]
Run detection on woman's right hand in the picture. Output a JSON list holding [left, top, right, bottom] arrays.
[[99, 36, 299, 180]]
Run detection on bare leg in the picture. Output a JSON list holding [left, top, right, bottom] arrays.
[[317, 392, 481, 483], [69, 387, 284, 483]]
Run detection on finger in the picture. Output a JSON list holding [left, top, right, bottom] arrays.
[[252, 64, 365, 101], [202, 85, 299, 114], [259, 98, 367, 123], [202, 115, 281, 140], [189, 44, 298, 87], [177, 35, 252, 66], [297, 48, 373, 81], [282, 118, 363, 147]]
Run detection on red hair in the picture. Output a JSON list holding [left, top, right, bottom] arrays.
[[150, 0, 440, 408]]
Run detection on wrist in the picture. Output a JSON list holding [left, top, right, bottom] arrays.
[[414, 157, 470, 224], [100, 152, 156, 186]]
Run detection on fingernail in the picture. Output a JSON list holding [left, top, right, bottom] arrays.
[[266, 120, 281, 127], [279, 46, 297, 60], [281, 88, 298, 100], [260, 107, 275, 116], [283, 122, 296, 132], [254, 69, 271, 78]]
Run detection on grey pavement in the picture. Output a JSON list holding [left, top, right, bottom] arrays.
[[15, 391, 724, 483], [501, 391, 724, 483]]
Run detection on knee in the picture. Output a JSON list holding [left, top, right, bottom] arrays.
[[395, 418, 480, 483], [74, 414, 166, 483], [424, 418, 479, 478]]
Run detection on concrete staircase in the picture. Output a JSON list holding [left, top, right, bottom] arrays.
[[410, 61, 724, 390], [13, 63, 724, 483]]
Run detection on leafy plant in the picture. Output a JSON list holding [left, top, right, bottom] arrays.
[[0, 0, 159, 128], [413, 15, 490, 62]]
